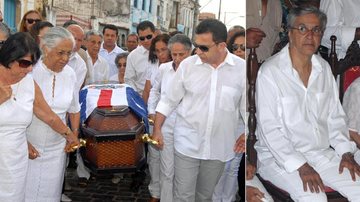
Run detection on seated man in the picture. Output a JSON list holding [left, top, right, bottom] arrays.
[[255, 6, 360, 201]]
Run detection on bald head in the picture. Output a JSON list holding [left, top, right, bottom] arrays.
[[67, 24, 84, 52]]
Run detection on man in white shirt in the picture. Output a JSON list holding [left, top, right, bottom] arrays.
[[124, 21, 155, 95], [84, 30, 109, 85], [152, 19, 246, 202], [320, 0, 360, 59], [256, 7, 360, 201], [66, 24, 87, 92], [148, 34, 192, 202], [99, 24, 125, 77]]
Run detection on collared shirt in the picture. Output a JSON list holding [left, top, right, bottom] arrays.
[[343, 77, 360, 133], [99, 43, 125, 77], [156, 52, 246, 162], [124, 45, 151, 95], [255, 44, 356, 173], [246, 0, 282, 62], [67, 52, 87, 92], [148, 61, 173, 115], [320, 0, 360, 59], [84, 51, 109, 85]]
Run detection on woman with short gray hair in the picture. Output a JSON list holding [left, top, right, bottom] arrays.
[[25, 27, 81, 201]]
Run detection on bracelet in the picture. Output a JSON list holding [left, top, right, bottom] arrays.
[[63, 127, 72, 137], [72, 128, 80, 132]]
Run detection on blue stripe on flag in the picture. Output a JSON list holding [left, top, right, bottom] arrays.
[[79, 88, 88, 123], [126, 87, 149, 133]]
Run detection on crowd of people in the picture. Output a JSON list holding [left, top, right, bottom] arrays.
[[0, 8, 246, 202]]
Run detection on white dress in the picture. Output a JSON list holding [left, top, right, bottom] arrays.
[[25, 60, 80, 202], [0, 74, 34, 202]]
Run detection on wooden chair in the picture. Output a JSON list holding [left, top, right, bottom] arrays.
[[329, 36, 360, 102], [246, 35, 360, 201]]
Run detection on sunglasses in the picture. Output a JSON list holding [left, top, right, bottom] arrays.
[[194, 43, 217, 52], [139, 34, 153, 41], [17, 59, 33, 68], [232, 44, 245, 51], [26, 18, 41, 24]]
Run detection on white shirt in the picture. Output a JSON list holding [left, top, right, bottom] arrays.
[[320, 0, 360, 59], [255, 45, 357, 173], [124, 45, 151, 95], [67, 52, 87, 92], [32, 60, 80, 118], [343, 77, 360, 133], [156, 53, 246, 162], [99, 43, 125, 77], [145, 61, 160, 85], [85, 51, 109, 85], [109, 74, 119, 83], [148, 61, 174, 115]]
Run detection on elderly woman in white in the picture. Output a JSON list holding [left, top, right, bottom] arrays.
[[25, 27, 80, 202]]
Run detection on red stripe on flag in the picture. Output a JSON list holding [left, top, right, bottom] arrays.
[[97, 89, 112, 107]]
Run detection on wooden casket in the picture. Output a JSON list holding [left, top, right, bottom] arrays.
[[80, 106, 146, 173]]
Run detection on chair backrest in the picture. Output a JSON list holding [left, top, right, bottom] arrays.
[[330, 36, 360, 102]]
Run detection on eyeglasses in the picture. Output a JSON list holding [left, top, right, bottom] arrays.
[[139, 34, 153, 41], [289, 24, 323, 36], [26, 18, 41, 24], [194, 43, 217, 52], [232, 44, 245, 51], [17, 59, 33, 68]]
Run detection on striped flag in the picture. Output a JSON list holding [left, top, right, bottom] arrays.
[[79, 83, 149, 132]]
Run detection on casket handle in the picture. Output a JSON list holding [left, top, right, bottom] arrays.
[[141, 134, 159, 145], [72, 138, 87, 150]]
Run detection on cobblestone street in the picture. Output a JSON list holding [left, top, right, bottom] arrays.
[[64, 168, 151, 202]]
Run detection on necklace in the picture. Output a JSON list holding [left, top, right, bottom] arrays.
[[12, 82, 20, 101]]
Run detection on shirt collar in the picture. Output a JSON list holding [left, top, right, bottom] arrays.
[[279, 44, 324, 74], [194, 49, 235, 67], [100, 42, 121, 54]]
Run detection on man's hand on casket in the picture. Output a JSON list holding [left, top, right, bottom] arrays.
[[64, 131, 80, 153], [151, 129, 164, 149], [339, 152, 360, 181]]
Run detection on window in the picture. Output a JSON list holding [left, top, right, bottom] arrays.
[[134, 0, 137, 8], [142, 0, 146, 11]]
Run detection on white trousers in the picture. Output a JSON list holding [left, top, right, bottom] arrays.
[[174, 151, 225, 202], [158, 115, 176, 202], [148, 138, 161, 198], [76, 151, 91, 179], [258, 154, 360, 202], [246, 175, 274, 202], [212, 153, 242, 202]]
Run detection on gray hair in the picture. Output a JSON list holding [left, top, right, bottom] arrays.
[[168, 34, 192, 51], [287, 6, 327, 31], [41, 27, 75, 51], [85, 30, 103, 40], [0, 22, 11, 39], [114, 52, 129, 66]]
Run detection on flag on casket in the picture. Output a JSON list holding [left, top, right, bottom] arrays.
[[79, 83, 149, 133]]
